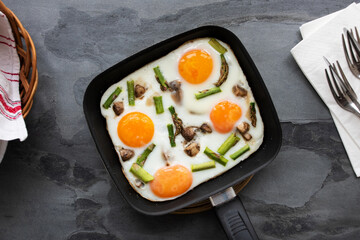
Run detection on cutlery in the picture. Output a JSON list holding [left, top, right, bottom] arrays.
[[342, 27, 360, 79], [324, 57, 360, 118]]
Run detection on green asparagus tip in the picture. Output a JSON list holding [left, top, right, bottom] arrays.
[[153, 96, 164, 114], [217, 133, 240, 155], [130, 163, 154, 183], [195, 87, 221, 100], [153, 66, 168, 91], [204, 147, 228, 166], [136, 143, 156, 167], [127, 80, 135, 106], [167, 124, 176, 147], [191, 161, 216, 172], [102, 87, 122, 109], [230, 144, 250, 160], [208, 38, 227, 54]]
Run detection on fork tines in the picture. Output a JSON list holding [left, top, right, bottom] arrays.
[[342, 27, 360, 79], [324, 57, 360, 118]]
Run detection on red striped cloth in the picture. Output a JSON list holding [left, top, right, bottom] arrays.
[[0, 11, 27, 162]]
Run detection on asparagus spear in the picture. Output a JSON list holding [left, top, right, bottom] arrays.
[[127, 80, 135, 106], [168, 105, 183, 136], [130, 163, 154, 183], [250, 102, 257, 127], [208, 38, 227, 54], [203, 147, 228, 166], [230, 144, 250, 160], [214, 54, 229, 87], [153, 96, 164, 114], [136, 143, 156, 167], [153, 66, 169, 91], [217, 133, 240, 155], [102, 87, 122, 109], [195, 87, 221, 100], [191, 160, 216, 172], [167, 124, 176, 147]]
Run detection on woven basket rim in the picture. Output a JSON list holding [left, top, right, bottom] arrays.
[[0, 0, 38, 118]]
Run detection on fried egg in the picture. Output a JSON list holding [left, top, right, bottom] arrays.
[[100, 38, 264, 202]]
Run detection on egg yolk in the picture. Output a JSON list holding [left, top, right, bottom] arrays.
[[150, 165, 193, 198], [178, 49, 213, 84], [210, 101, 242, 133], [117, 112, 154, 148]]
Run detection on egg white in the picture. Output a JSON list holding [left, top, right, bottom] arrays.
[[100, 38, 264, 202]]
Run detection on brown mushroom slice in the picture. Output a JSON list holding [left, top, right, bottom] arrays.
[[181, 127, 196, 142], [169, 80, 181, 91], [162, 151, 171, 166], [135, 179, 145, 188], [135, 84, 146, 98], [242, 133, 252, 141], [236, 122, 250, 134], [171, 90, 183, 105], [184, 142, 200, 157], [112, 101, 124, 116], [169, 80, 183, 104], [232, 85, 248, 97], [119, 148, 135, 161], [199, 123, 212, 133], [236, 122, 252, 141]]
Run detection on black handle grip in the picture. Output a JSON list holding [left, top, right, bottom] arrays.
[[214, 196, 259, 240]]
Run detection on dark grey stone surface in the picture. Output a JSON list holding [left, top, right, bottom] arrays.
[[1, 0, 359, 239]]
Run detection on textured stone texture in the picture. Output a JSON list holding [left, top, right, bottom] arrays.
[[0, 0, 359, 239]]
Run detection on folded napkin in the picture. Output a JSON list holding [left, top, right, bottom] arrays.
[[291, 3, 360, 177], [0, 11, 27, 163]]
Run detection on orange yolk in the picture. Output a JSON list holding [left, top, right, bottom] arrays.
[[178, 49, 213, 84], [150, 165, 193, 198], [210, 101, 242, 133], [117, 112, 154, 148]]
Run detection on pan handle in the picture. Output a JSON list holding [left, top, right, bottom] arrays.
[[210, 187, 258, 240]]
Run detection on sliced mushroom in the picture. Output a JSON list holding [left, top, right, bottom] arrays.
[[181, 127, 196, 142], [112, 101, 124, 116], [236, 122, 252, 141], [199, 123, 212, 133], [236, 122, 250, 134], [184, 142, 200, 157], [169, 80, 181, 91], [162, 151, 171, 166], [242, 133, 252, 141], [171, 90, 183, 105], [135, 179, 145, 188], [119, 148, 134, 161], [135, 84, 146, 98], [232, 85, 248, 97], [169, 80, 183, 104]]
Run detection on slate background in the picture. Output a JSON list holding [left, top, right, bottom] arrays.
[[0, 1, 359, 239]]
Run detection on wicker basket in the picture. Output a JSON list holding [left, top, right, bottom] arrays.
[[0, 0, 38, 118]]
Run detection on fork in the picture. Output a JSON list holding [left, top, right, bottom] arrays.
[[324, 57, 360, 118], [342, 27, 360, 79]]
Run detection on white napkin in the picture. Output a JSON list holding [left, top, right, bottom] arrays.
[[291, 3, 360, 177], [0, 11, 28, 163]]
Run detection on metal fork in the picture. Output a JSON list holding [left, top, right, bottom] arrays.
[[324, 57, 360, 118], [342, 27, 360, 79]]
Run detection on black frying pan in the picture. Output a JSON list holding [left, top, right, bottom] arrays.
[[83, 26, 282, 240]]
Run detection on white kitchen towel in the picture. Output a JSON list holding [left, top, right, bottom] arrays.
[[291, 3, 360, 177], [0, 11, 28, 163]]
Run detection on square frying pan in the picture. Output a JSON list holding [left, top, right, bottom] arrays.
[[83, 26, 282, 240]]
